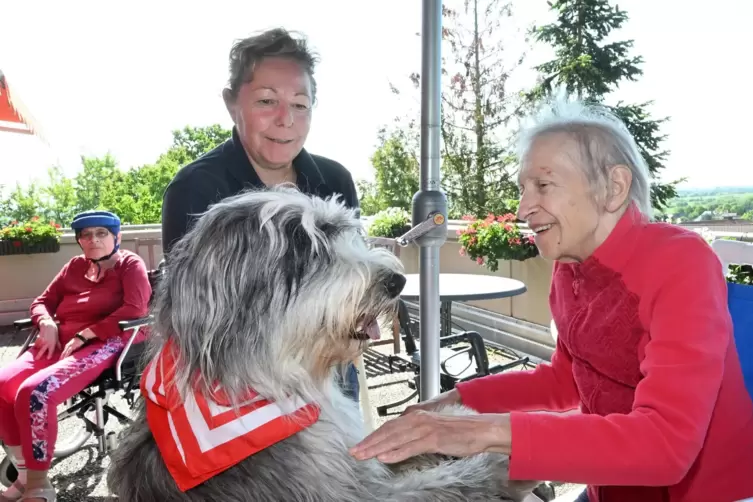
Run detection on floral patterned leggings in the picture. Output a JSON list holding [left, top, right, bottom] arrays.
[[0, 336, 124, 470]]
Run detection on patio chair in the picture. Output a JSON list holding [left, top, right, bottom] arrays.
[[365, 236, 403, 355], [376, 298, 530, 416], [711, 238, 753, 398]]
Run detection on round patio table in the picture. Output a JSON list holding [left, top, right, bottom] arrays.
[[400, 273, 527, 337]]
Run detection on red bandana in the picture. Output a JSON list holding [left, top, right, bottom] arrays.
[[140, 340, 320, 492]]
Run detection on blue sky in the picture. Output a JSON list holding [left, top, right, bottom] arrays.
[[0, 0, 751, 192]]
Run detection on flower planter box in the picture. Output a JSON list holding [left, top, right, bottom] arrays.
[[0, 239, 61, 256]]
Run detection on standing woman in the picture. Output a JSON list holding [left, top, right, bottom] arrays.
[[160, 28, 362, 401]]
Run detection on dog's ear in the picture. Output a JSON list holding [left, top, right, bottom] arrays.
[[277, 215, 334, 305]]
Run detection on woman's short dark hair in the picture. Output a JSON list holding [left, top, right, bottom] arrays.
[[226, 28, 319, 103]]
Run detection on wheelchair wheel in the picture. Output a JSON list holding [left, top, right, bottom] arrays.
[[52, 395, 110, 459], [53, 425, 94, 459], [0, 456, 17, 488]]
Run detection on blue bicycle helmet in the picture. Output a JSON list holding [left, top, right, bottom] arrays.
[[70, 210, 122, 267], [71, 210, 121, 235]]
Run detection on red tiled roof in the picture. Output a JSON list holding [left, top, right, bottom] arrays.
[[0, 70, 45, 141]]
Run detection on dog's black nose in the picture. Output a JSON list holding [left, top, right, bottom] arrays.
[[384, 272, 406, 298]]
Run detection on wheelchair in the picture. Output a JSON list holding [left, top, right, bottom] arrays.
[[0, 268, 161, 487]]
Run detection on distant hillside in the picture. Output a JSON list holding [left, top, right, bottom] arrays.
[[677, 186, 753, 197], [659, 187, 753, 222]]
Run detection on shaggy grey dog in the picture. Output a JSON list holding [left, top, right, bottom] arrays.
[[107, 186, 538, 502]]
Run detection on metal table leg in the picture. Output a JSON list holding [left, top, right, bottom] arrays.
[[440, 301, 452, 337]]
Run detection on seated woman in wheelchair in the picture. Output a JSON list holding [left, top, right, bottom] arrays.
[[0, 210, 151, 502]]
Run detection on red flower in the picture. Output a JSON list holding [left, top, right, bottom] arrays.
[[476, 257, 484, 265], [461, 214, 475, 221], [54, 223, 61, 229], [459, 247, 466, 256], [31, 216, 40, 222], [24, 226, 32, 232], [496, 213, 516, 223], [527, 235, 536, 243], [12, 241, 22, 247]]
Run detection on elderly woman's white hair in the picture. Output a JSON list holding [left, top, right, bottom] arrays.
[[517, 93, 653, 218]]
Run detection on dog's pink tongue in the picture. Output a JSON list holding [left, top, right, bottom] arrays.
[[365, 319, 381, 340]]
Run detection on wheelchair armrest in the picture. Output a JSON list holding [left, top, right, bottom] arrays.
[[15, 322, 39, 358], [115, 315, 153, 382], [118, 315, 154, 331], [14, 318, 33, 330]]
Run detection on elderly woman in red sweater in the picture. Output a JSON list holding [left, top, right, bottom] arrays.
[[350, 99, 753, 502], [0, 210, 151, 502]]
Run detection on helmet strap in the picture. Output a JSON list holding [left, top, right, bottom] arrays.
[[83, 241, 120, 278]]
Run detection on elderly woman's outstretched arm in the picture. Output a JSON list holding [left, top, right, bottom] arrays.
[[455, 331, 581, 413]]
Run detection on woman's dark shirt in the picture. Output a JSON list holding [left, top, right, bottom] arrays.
[[161, 127, 360, 256]]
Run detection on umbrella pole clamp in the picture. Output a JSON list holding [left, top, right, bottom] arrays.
[[396, 189, 447, 402], [396, 195, 448, 248]]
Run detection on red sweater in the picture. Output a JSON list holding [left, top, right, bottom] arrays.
[[30, 250, 151, 344], [456, 204, 753, 502]]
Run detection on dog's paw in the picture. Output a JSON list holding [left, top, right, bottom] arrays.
[[387, 452, 459, 474], [431, 403, 480, 417]]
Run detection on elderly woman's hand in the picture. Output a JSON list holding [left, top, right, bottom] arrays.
[[349, 410, 512, 464], [34, 318, 60, 360], [60, 337, 84, 359], [60, 328, 97, 359]]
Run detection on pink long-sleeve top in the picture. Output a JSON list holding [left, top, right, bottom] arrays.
[[456, 204, 753, 502], [30, 250, 151, 344]]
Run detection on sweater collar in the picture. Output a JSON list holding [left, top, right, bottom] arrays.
[[576, 202, 648, 275]]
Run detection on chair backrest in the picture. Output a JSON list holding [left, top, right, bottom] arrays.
[[711, 239, 753, 398], [396, 299, 418, 355], [146, 267, 165, 307], [135, 238, 163, 271], [367, 237, 402, 259]]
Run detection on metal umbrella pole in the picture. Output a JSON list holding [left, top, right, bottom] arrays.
[[413, 0, 447, 401]]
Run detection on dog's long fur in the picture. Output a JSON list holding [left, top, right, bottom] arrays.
[[107, 186, 538, 501]]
